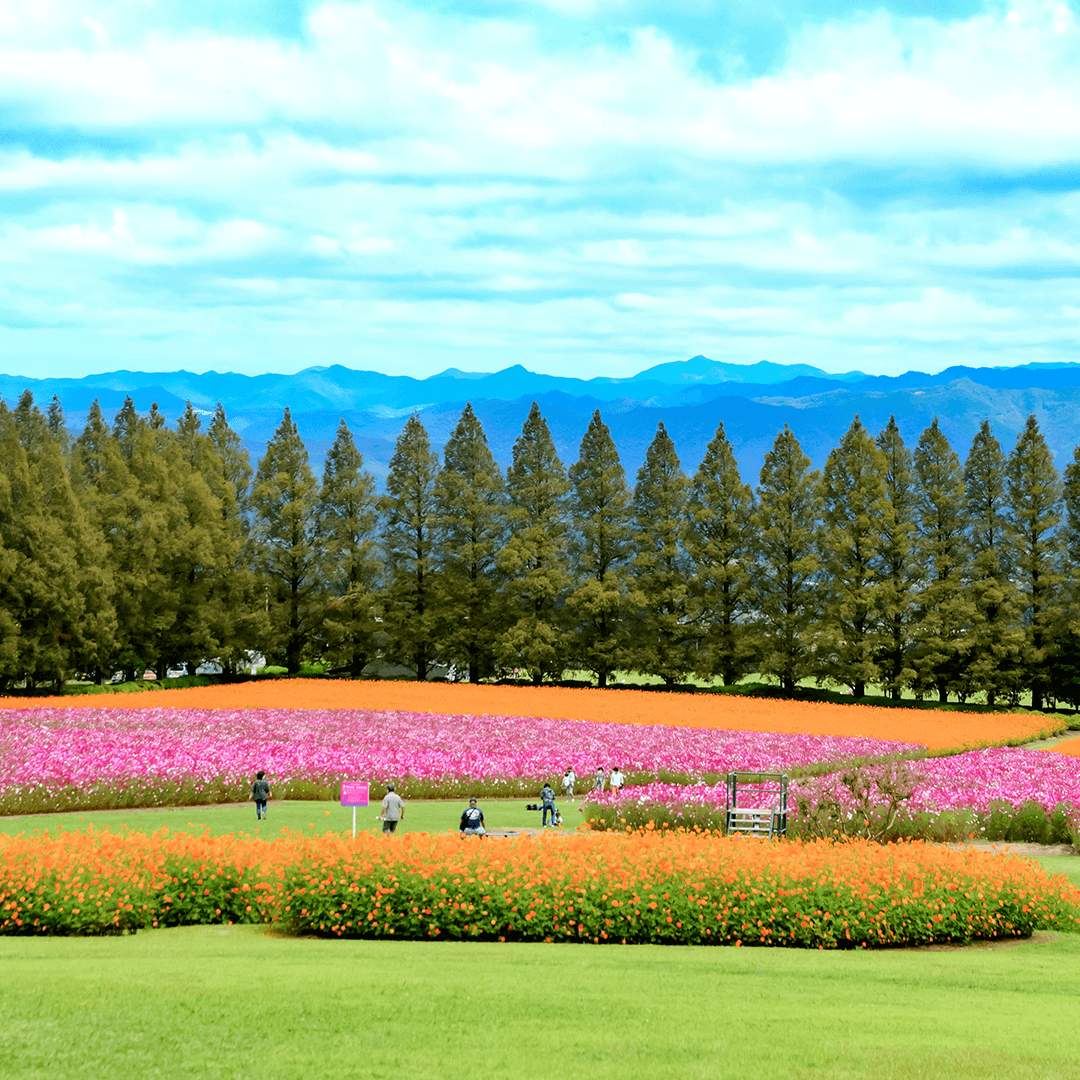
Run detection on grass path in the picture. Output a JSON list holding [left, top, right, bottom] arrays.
[[3, 926, 1080, 1080], [0, 798, 573, 839]]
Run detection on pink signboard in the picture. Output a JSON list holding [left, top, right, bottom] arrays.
[[340, 781, 369, 807]]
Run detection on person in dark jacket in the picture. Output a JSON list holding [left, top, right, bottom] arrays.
[[251, 771, 271, 820], [540, 782, 557, 827]]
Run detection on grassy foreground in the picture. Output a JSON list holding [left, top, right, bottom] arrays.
[[2, 926, 1080, 1080]]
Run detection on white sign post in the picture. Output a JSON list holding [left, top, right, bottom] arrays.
[[340, 781, 370, 837]]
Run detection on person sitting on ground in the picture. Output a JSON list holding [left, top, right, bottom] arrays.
[[540, 781, 557, 827], [610, 766, 625, 792], [459, 797, 487, 837], [250, 770, 271, 820]]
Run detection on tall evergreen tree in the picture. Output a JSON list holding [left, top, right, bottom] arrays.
[[208, 403, 253, 517], [911, 419, 972, 702], [752, 426, 822, 693], [1006, 414, 1063, 709], [818, 416, 889, 697], [432, 404, 506, 683], [318, 419, 380, 676], [46, 395, 68, 451], [629, 422, 696, 684], [566, 409, 635, 687], [498, 402, 571, 683], [687, 420, 756, 686], [250, 407, 323, 674], [7, 394, 114, 687], [875, 417, 919, 700], [16, 393, 112, 686], [962, 420, 1023, 704], [1063, 440, 1080, 628], [70, 399, 151, 679], [204, 403, 263, 673], [144, 405, 231, 675], [380, 414, 440, 680], [0, 405, 27, 679]]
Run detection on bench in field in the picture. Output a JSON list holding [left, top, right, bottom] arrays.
[[724, 771, 788, 839]]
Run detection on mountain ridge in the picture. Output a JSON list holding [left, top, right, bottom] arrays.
[[4, 356, 1080, 482]]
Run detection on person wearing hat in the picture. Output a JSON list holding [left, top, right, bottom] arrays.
[[459, 797, 487, 837], [380, 782, 404, 835]]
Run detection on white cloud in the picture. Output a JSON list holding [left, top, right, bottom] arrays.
[[3, 0, 1080, 379]]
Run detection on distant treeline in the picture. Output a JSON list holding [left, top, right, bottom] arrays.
[[3, 388, 1080, 708]]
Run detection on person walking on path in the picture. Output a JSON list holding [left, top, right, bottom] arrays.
[[250, 771, 271, 820], [594, 766, 606, 793], [460, 798, 487, 837], [380, 783, 405, 835], [610, 767, 625, 793], [562, 768, 575, 799], [541, 781, 557, 827]]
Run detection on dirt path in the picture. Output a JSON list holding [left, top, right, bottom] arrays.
[[949, 840, 1074, 857], [1019, 729, 1080, 751]]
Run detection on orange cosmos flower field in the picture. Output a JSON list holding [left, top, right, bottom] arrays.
[[1, 680, 1063, 752], [3, 827, 1077, 948]]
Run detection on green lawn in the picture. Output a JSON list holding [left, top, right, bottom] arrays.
[[0, 797, 579, 839], [4, 806, 1080, 1077], [3, 925, 1080, 1080]]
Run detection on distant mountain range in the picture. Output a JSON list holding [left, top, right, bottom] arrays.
[[4, 356, 1080, 483]]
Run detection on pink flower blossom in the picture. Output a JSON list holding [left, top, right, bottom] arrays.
[[0, 706, 917, 810]]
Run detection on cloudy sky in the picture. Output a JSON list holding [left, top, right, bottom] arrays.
[[3, 0, 1080, 380]]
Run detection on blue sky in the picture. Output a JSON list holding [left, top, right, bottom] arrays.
[[3, 0, 1080, 380]]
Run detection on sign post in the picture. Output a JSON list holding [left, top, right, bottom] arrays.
[[340, 781, 370, 838]]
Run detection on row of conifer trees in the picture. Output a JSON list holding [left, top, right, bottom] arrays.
[[2, 387, 1079, 706]]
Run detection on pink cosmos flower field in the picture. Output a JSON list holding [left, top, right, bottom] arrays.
[[588, 747, 1080, 819], [0, 705, 919, 814]]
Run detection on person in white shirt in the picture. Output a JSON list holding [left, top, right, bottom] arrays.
[[563, 768, 576, 799], [609, 767, 625, 792], [380, 783, 404, 834]]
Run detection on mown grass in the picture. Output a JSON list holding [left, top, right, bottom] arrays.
[[3, 925, 1080, 1080], [0, 798, 578, 839]]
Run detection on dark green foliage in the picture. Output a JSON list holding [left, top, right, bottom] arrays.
[[875, 417, 919, 700], [629, 422, 696, 684], [567, 409, 635, 687], [203, 404, 263, 675], [1, 394, 113, 688], [912, 418, 972, 702], [1064, 440, 1080, 627], [688, 421, 756, 686], [498, 403, 571, 683], [963, 420, 1024, 705], [250, 408, 323, 674], [432, 404, 506, 683], [318, 419, 380, 676], [817, 416, 889, 697], [1007, 414, 1063, 709], [5, 390, 1080, 704], [1048, 632, 1080, 709], [380, 414, 440, 679], [753, 426, 822, 693]]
